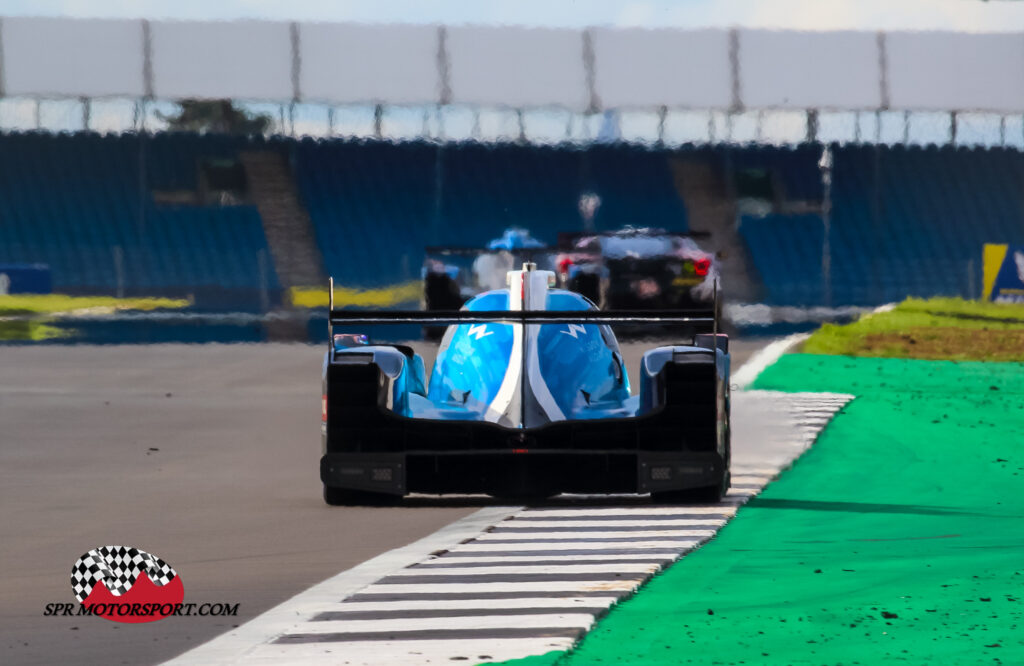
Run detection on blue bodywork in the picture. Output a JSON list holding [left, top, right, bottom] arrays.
[[331, 288, 728, 428], [486, 227, 546, 250]]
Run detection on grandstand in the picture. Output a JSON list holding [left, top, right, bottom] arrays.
[[1, 18, 1023, 313], [2, 130, 1023, 308], [0, 132, 279, 308], [738, 144, 1024, 305], [295, 140, 688, 288]]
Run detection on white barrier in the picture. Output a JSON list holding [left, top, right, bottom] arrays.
[[2, 17, 1023, 114]]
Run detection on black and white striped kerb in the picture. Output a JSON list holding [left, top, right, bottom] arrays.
[[71, 545, 177, 602], [166, 391, 852, 665]]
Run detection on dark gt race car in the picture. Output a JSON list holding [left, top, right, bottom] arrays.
[[422, 227, 553, 312], [321, 263, 731, 505], [556, 227, 719, 311]]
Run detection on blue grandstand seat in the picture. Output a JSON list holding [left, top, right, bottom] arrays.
[[293, 139, 689, 287], [0, 131, 278, 299], [736, 143, 1024, 305], [4, 130, 1022, 308]]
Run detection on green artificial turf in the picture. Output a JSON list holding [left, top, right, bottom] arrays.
[[491, 354, 1024, 665]]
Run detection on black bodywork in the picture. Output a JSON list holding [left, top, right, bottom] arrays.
[[321, 352, 728, 498], [558, 230, 717, 311], [320, 306, 730, 503]]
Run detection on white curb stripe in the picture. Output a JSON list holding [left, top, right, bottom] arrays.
[[386, 563, 662, 576], [472, 530, 718, 541], [501, 518, 728, 528], [166, 390, 852, 665], [447, 540, 705, 552], [519, 506, 737, 517], [237, 637, 578, 665], [311, 597, 620, 612], [414, 554, 675, 565], [289, 613, 597, 633], [353, 581, 640, 594], [730, 332, 810, 389]]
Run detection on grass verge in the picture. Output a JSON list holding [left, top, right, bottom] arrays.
[[0, 294, 189, 341], [289, 282, 421, 309], [493, 354, 1024, 666], [0, 294, 189, 316], [804, 297, 1024, 361]]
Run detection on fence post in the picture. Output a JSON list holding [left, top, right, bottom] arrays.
[[258, 249, 270, 312], [967, 258, 976, 300], [113, 245, 125, 298], [819, 146, 833, 307]]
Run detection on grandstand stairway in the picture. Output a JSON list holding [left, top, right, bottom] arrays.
[[240, 150, 326, 289], [670, 157, 760, 302]]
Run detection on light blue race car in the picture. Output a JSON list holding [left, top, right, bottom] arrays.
[[422, 227, 552, 316], [322, 263, 730, 505]]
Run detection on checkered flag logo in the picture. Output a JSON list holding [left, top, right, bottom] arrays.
[[70, 546, 177, 603]]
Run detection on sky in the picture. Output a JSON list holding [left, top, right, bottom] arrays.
[[1, 0, 1024, 32]]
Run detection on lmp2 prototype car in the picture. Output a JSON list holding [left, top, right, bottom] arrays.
[[422, 227, 552, 312], [556, 227, 719, 311], [321, 263, 730, 505]]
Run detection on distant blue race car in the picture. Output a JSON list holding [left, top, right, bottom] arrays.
[[422, 227, 553, 314], [322, 264, 730, 505]]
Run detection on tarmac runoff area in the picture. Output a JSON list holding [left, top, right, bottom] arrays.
[[1, 337, 764, 666]]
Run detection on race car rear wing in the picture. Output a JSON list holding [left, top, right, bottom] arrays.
[[329, 309, 717, 326], [327, 277, 720, 341], [556, 229, 710, 250], [424, 246, 550, 256]]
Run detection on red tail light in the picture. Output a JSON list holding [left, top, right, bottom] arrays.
[[694, 257, 711, 277], [322, 394, 327, 422]]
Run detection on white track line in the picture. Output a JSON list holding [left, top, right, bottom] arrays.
[[730, 332, 809, 389]]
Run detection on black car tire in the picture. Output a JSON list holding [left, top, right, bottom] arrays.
[[651, 409, 731, 504], [651, 470, 730, 504], [568, 273, 601, 306], [323, 485, 401, 507]]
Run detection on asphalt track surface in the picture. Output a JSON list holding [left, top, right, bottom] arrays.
[[1, 338, 763, 666]]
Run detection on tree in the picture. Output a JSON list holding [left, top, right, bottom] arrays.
[[157, 100, 273, 135]]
